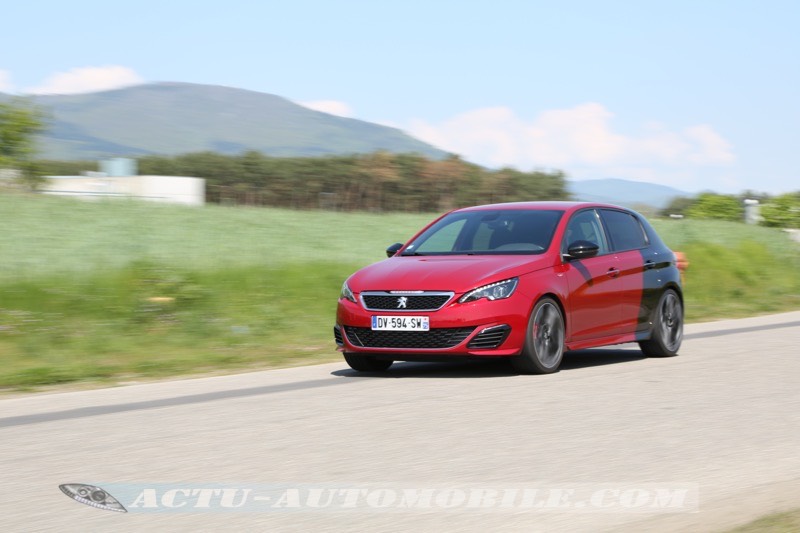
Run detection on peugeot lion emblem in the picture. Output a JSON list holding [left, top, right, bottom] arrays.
[[397, 296, 408, 309]]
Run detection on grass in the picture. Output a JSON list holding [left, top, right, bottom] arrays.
[[1, 192, 798, 390], [0, 192, 434, 390], [0, 261, 357, 388], [653, 218, 800, 319], [724, 508, 800, 532], [0, 190, 433, 281]]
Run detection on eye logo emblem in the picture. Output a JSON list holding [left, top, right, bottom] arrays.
[[397, 297, 408, 309], [59, 483, 127, 513]]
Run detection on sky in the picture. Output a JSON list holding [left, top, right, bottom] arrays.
[[1, 0, 798, 194]]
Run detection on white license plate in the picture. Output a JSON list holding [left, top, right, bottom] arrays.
[[371, 315, 430, 331]]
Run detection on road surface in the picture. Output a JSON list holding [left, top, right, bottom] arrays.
[[2, 311, 800, 532]]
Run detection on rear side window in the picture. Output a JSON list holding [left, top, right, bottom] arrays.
[[600, 209, 648, 251]]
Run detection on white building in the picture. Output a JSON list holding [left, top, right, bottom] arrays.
[[40, 158, 205, 206], [41, 174, 205, 206]]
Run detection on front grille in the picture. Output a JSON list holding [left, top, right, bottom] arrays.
[[333, 325, 344, 346], [344, 327, 474, 349], [468, 325, 511, 349], [361, 292, 453, 311]]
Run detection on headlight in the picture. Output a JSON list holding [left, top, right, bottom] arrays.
[[459, 278, 518, 304], [340, 280, 356, 303]]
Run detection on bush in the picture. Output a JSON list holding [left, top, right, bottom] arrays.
[[760, 192, 800, 228], [685, 193, 743, 222]]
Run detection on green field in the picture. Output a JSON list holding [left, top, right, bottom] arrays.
[[1, 192, 799, 390]]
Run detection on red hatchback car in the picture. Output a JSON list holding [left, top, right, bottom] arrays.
[[334, 202, 683, 374]]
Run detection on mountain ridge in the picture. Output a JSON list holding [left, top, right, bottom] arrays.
[[568, 178, 689, 209], [5, 82, 448, 160]]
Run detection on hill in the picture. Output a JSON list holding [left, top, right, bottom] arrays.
[[7, 83, 448, 160], [568, 178, 690, 209]]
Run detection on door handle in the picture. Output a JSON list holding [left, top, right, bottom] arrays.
[[607, 268, 620, 278], [644, 260, 656, 270]]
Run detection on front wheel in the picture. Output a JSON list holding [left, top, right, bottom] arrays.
[[344, 354, 393, 372], [639, 289, 683, 357], [512, 297, 565, 374]]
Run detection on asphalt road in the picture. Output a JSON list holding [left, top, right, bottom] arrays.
[[2, 311, 800, 532]]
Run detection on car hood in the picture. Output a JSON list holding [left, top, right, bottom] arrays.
[[349, 254, 553, 293]]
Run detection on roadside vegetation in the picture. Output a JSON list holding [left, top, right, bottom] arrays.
[[724, 508, 800, 532], [38, 150, 571, 212], [661, 191, 800, 229], [654, 218, 800, 318], [1, 192, 798, 391]]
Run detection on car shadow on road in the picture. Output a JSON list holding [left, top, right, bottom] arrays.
[[331, 346, 647, 378]]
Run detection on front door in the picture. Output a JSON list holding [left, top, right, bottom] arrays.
[[561, 209, 624, 342]]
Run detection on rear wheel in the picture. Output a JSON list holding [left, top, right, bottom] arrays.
[[344, 354, 393, 372], [639, 289, 683, 357], [512, 297, 565, 374]]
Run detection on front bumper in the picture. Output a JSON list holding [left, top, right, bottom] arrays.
[[334, 296, 530, 357]]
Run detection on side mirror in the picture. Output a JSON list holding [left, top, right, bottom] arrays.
[[564, 240, 599, 260], [386, 242, 404, 257]]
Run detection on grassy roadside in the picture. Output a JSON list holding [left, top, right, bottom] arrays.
[[1, 193, 432, 390], [655, 218, 800, 319], [1, 193, 798, 391], [0, 262, 357, 388], [724, 508, 800, 532]]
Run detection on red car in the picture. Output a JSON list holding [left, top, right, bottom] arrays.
[[334, 202, 683, 374]]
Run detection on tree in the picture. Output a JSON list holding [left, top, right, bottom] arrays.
[[0, 98, 46, 189], [133, 150, 570, 211], [659, 196, 697, 217]]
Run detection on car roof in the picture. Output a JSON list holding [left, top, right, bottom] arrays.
[[453, 201, 629, 213]]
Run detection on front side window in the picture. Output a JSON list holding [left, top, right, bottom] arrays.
[[600, 209, 648, 251], [404, 209, 563, 255], [562, 209, 609, 255]]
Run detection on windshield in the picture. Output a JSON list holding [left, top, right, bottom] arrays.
[[402, 209, 563, 256]]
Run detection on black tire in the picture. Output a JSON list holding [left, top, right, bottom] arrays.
[[639, 289, 683, 357], [511, 297, 565, 374], [343, 354, 393, 372]]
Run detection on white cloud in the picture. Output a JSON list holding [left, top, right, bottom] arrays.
[[406, 103, 737, 190], [683, 124, 736, 164], [27, 66, 144, 95], [299, 100, 353, 117], [0, 70, 13, 93]]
